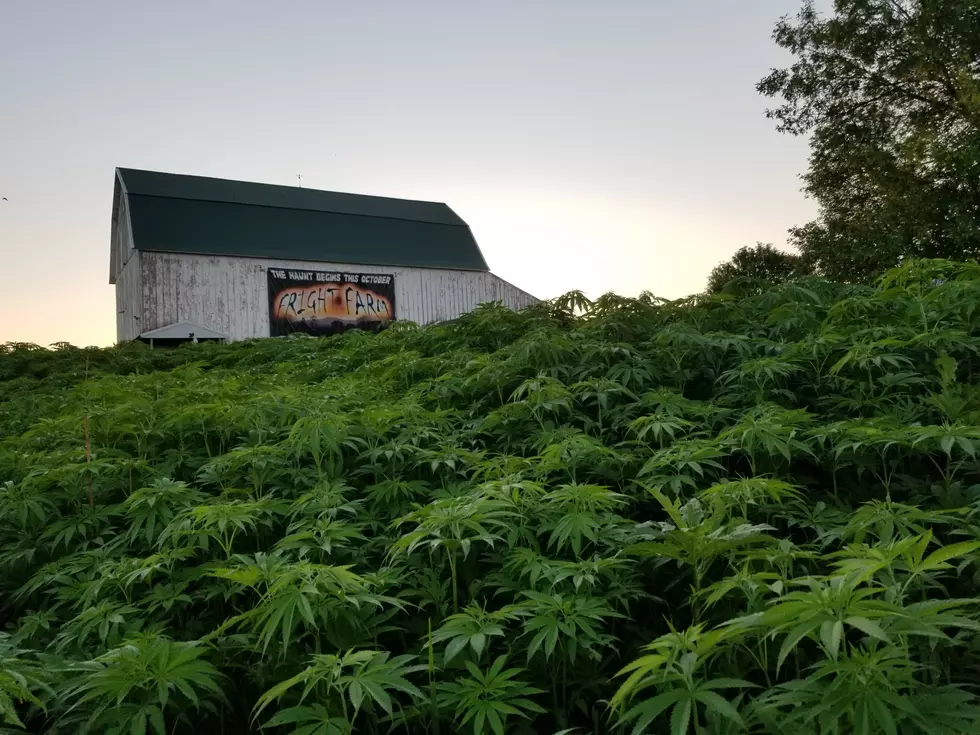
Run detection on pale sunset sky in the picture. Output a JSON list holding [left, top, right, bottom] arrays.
[[0, 0, 819, 347]]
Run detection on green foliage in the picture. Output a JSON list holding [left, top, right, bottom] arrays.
[[57, 635, 223, 734], [253, 649, 424, 732], [707, 244, 806, 295], [437, 656, 545, 735], [5, 261, 980, 732], [0, 633, 48, 729], [759, 0, 980, 282]]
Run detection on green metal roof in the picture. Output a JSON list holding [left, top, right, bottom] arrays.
[[115, 168, 490, 271]]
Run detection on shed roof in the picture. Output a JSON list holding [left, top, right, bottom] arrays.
[[138, 321, 227, 341], [114, 168, 490, 272]]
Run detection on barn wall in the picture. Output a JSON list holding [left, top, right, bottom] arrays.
[[115, 251, 142, 341], [112, 194, 143, 341], [139, 252, 536, 341], [110, 189, 137, 281]]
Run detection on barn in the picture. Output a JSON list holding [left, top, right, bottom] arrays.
[[108, 168, 536, 344]]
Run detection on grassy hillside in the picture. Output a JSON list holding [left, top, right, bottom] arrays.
[[4, 259, 980, 734]]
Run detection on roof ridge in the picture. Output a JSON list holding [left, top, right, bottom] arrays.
[[124, 191, 471, 229], [116, 167, 465, 227], [117, 167, 450, 207]]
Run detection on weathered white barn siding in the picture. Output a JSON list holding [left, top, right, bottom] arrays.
[[109, 194, 143, 341], [139, 252, 536, 341], [114, 253, 142, 341]]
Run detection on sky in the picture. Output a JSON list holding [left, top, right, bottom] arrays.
[[0, 0, 819, 348]]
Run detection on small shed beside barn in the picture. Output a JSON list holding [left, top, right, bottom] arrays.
[[109, 168, 536, 343]]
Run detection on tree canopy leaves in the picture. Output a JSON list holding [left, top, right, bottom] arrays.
[[708, 1, 980, 293], [706, 244, 804, 294], [762, 0, 980, 282]]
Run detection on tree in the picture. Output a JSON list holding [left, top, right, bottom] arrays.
[[760, 0, 980, 283], [706, 244, 804, 293]]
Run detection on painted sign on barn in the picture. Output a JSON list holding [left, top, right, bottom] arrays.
[[267, 269, 396, 336]]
